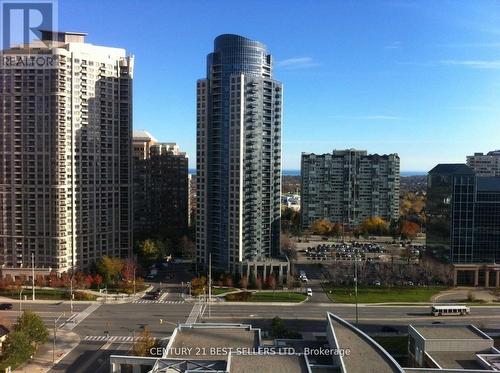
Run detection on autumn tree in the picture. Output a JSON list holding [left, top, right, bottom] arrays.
[[311, 219, 333, 236], [132, 327, 157, 357], [360, 216, 389, 236], [400, 221, 420, 240], [190, 276, 207, 296]]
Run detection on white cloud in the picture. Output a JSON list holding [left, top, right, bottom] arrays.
[[276, 57, 320, 70], [385, 41, 402, 49], [438, 60, 500, 69], [330, 115, 406, 121]]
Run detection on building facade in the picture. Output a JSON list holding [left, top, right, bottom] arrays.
[[466, 150, 500, 176], [427, 164, 500, 287], [133, 132, 189, 242], [301, 149, 400, 229], [196, 34, 283, 273], [0, 31, 133, 273]]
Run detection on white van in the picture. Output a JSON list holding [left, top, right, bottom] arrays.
[[306, 288, 313, 297]]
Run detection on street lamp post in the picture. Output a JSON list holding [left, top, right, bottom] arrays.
[[53, 313, 65, 363]]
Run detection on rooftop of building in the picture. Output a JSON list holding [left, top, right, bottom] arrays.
[[429, 350, 489, 370], [428, 163, 474, 175], [411, 325, 490, 340], [40, 30, 87, 43], [229, 354, 309, 373], [302, 149, 399, 158], [165, 324, 260, 361], [327, 313, 404, 373], [133, 130, 157, 142]]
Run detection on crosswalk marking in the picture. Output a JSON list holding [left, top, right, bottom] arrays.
[[131, 300, 185, 304], [61, 303, 101, 331], [83, 335, 143, 343], [186, 302, 203, 325]]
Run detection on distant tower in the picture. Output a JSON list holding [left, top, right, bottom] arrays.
[[196, 35, 283, 272]]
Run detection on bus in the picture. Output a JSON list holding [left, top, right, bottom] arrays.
[[430, 305, 470, 316]]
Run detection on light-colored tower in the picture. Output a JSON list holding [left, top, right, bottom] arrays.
[[196, 34, 282, 273], [466, 150, 500, 176], [0, 31, 133, 273], [301, 149, 400, 229]]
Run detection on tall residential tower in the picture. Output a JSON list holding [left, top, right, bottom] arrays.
[[0, 31, 133, 273], [196, 34, 283, 274]]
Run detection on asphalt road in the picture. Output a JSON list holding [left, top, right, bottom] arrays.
[[49, 340, 131, 373], [206, 301, 498, 324], [0, 301, 90, 327], [74, 302, 193, 337], [17, 263, 500, 373]]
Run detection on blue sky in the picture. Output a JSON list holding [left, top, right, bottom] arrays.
[[59, 0, 500, 171]]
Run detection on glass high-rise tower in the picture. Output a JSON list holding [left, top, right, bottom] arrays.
[[196, 34, 282, 272]]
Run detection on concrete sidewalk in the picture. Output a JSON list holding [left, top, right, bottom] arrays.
[[12, 330, 80, 373]]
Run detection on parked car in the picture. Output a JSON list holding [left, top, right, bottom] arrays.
[[306, 288, 313, 297]]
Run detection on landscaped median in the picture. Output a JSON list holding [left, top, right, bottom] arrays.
[[0, 288, 97, 301], [224, 290, 307, 303], [322, 283, 448, 303]]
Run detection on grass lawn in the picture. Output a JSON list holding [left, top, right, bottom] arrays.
[[322, 284, 447, 303], [248, 291, 307, 303], [0, 288, 97, 301], [212, 287, 238, 296]]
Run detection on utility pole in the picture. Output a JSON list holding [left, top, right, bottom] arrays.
[[354, 253, 359, 326], [19, 289, 23, 317], [208, 253, 212, 318], [70, 273, 73, 314], [31, 252, 35, 301]]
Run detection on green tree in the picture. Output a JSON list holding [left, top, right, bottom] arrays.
[[15, 310, 49, 347], [1, 330, 34, 367], [98, 256, 124, 286], [137, 239, 167, 266]]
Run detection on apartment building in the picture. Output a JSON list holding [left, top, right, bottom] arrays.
[[466, 150, 500, 176], [132, 132, 189, 241], [0, 31, 133, 273], [196, 34, 285, 277], [301, 149, 400, 229]]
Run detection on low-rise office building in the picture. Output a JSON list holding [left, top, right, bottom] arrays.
[[427, 164, 500, 287]]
